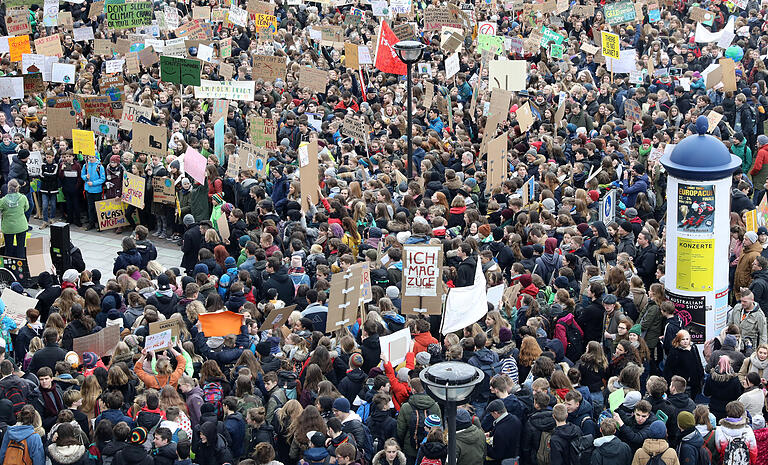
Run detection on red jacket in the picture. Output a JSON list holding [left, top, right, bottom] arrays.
[[412, 332, 438, 355], [554, 313, 583, 354], [384, 352, 415, 411], [750, 145, 768, 176]]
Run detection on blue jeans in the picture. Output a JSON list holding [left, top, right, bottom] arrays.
[[41, 193, 57, 222], [24, 191, 33, 220]]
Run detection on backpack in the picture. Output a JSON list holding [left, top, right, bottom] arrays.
[[570, 434, 594, 465], [536, 430, 552, 465], [562, 321, 584, 362], [408, 408, 430, 452], [723, 434, 751, 465], [419, 457, 443, 465], [370, 268, 391, 288], [278, 370, 298, 400], [647, 449, 669, 465], [203, 381, 224, 419], [3, 385, 25, 415], [3, 437, 32, 465], [357, 402, 372, 423]]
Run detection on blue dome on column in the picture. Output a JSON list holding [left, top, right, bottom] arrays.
[[660, 115, 742, 181]]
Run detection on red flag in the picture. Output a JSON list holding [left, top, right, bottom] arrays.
[[375, 21, 407, 75]]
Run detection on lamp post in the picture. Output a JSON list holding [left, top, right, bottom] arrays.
[[420, 362, 483, 465], [393, 40, 426, 180]]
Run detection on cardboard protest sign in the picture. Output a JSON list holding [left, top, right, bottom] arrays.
[[132, 122, 167, 158], [122, 172, 146, 209], [299, 140, 319, 211], [149, 319, 183, 337], [379, 328, 411, 365], [604, 1, 636, 25], [152, 177, 175, 204], [248, 116, 278, 150], [486, 132, 508, 193], [238, 143, 268, 177], [9, 36, 31, 62], [720, 57, 737, 92], [73, 325, 120, 357], [344, 43, 359, 69], [259, 304, 297, 331], [326, 265, 363, 332], [706, 110, 723, 133], [34, 34, 63, 57], [401, 245, 443, 315], [445, 52, 459, 79], [105, 0, 152, 29], [299, 67, 329, 93], [74, 26, 95, 42], [253, 13, 277, 31], [47, 107, 77, 139], [119, 102, 151, 130], [478, 34, 504, 55], [690, 6, 714, 23], [94, 39, 114, 56], [138, 46, 159, 67], [342, 115, 368, 142], [26, 236, 52, 277], [1, 288, 38, 326], [488, 60, 526, 91], [6, 10, 31, 36], [160, 56, 201, 87], [251, 55, 286, 83], [516, 101, 535, 132], [95, 198, 127, 230], [198, 310, 244, 337], [145, 329, 173, 352], [72, 130, 95, 157]]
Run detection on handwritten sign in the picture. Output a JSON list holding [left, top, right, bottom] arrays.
[[122, 171, 146, 209], [144, 329, 172, 352], [95, 198, 127, 230], [72, 130, 95, 157], [105, 0, 152, 29], [132, 122, 167, 158], [160, 56, 201, 86]]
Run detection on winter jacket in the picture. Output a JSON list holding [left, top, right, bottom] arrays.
[[577, 299, 605, 344], [751, 143, 768, 186], [152, 442, 177, 465], [262, 269, 296, 305], [714, 416, 757, 465], [0, 424, 45, 465], [384, 353, 415, 410], [339, 368, 367, 404], [361, 333, 382, 375], [0, 192, 28, 235], [61, 319, 92, 351], [631, 439, 679, 465], [454, 256, 477, 287], [47, 443, 88, 465], [592, 435, 633, 465], [728, 302, 768, 347], [731, 188, 755, 213], [113, 248, 143, 275], [521, 407, 555, 465], [622, 174, 649, 208], [397, 392, 442, 458], [619, 412, 659, 452], [28, 342, 67, 374], [455, 423, 486, 465], [706, 342, 745, 372], [135, 239, 158, 270], [487, 413, 521, 462], [550, 423, 582, 465], [179, 184, 210, 222], [184, 386, 205, 427], [40, 161, 59, 194], [80, 160, 105, 194], [554, 314, 584, 361], [413, 332, 438, 355], [703, 368, 743, 420], [224, 411, 247, 458], [736, 241, 764, 293], [416, 441, 447, 465], [738, 386, 764, 419], [113, 443, 154, 465], [134, 354, 186, 389], [663, 346, 704, 396], [8, 156, 30, 194], [468, 348, 500, 405]]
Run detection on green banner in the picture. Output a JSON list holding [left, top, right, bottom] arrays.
[[478, 35, 504, 55], [160, 56, 202, 87], [604, 1, 636, 25], [105, 0, 152, 29]]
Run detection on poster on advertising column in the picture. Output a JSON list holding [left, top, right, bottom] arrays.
[[665, 290, 706, 344], [677, 183, 715, 233], [401, 245, 444, 315], [676, 237, 714, 292]]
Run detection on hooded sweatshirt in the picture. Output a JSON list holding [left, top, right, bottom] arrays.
[[592, 435, 632, 465], [715, 416, 757, 463], [0, 424, 45, 465], [0, 192, 29, 234]]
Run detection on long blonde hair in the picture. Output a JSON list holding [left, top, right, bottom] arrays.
[[79, 375, 102, 418]]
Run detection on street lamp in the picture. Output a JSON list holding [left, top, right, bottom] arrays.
[[420, 362, 483, 465], [393, 40, 426, 180]]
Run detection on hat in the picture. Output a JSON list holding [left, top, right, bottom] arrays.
[[465, 178, 477, 189], [752, 415, 766, 430], [486, 399, 506, 413], [397, 367, 410, 382], [554, 276, 570, 289], [350, 353, 364, 369], [542, 198, 556, 213], [602, 294, 618, 304], [310, 432, 326, 447], [256, 341, 271, 357], [183, 214, 195, 227], [239, 235, 251, 247], [456, 408, 472, 429], [622, 390, 642, 409], [181, 177, 192, 188], [415, 352, 431, 366], [386, 286, 400, 300], [745, 231, 759, 243], [619, 221, 633, 233], [62, 269, 79, 283], [617, 129, 628, 139], [193, 263, 209, 275], [649, 420, 667, 439], [499, 327, 513, 343], [654, 117, 665, 125], [759, 135, 768, 147], [633, 124, 642, 133], [478, 224, 492, 237], [724, 334, 738, 348], [82, 352, 98, 368], [759, 226, 768, 236], [629, 324, 642, 336], [625, 208, 638, 219], [693, 71, 702, 78], [225, 256, 236, 267], [425, 414, 441, 428], [332, 397, 350, 413], [157, 274, 170, 291], [17, 149, 29, 160], [130, 427, 148, 444], [212, 193, 224, 204], [369, 227, 382, 239], [588, 190, 600, 202], [678, 411, 695, 430], [519, 274, 532, 287], [290, 255, 303, 269], [222, 203, 233, 214], [110, 155, 121, 163]]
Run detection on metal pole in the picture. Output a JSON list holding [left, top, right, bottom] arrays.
[[406, 62, 414, 180], [446, 400, 457, 465]]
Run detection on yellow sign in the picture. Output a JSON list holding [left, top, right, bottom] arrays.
[[601, 31, 620, 59], [745, 209, 758, 232], [676, 238, 714, 292], [72, 129, 95, 157], [254, 14, 276, 32]]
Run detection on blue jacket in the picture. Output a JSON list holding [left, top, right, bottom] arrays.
[[224, 412, 247, 458], [621, 173, 649, 208], [95, 409, 135, 428], [0, 424, 45, 465], [429, 116, 445, 133], [81, 160, 105, 194]]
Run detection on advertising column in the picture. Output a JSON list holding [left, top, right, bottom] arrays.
[[661, 116, 741, 345]]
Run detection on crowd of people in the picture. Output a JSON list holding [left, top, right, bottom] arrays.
[[2, 0, 768, 465]]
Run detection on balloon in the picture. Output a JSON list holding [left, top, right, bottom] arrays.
[[725, 45, 744, 62]]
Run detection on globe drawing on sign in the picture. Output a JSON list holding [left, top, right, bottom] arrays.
[[255, 158, 264, 171], [63, 75, 71, 83], [165, 179, 172, 188], [72, 99, 82, 113], [106, 88, 120, 101], [99, 124, 110, 134]]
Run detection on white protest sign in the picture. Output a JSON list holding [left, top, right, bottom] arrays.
[[379, 328, 411, 365], [73, 26, 95, 42], [198, 44, 214, 62], [358, 46, 372, 65], [487, 284, 504, 311], [445, 52, 459, 79], [51, 63, 76, 84], [0, 77, 23, 99], [144, 329, 172, 352], [105, 59, 124, 74], [228, 5, 248, 26], [403, 246, 440, 297], [27, 151, 42, 176]]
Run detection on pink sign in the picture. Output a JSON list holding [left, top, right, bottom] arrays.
[[184, 146, 207, 184]]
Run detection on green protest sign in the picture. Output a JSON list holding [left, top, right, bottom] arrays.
[[604, 1, 636, 25], [105, 0, 152, 29], [478, 35, 504, 55], [550, 43, 564, 59], [540, 26, 564, 48], [160, 56, 202, 87]]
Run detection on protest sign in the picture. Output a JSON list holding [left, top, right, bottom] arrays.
[[119, 102, 151, 130], [706, 111, 723, 133], [72, 129, 95, 157], [26, 150, 42, 177], [73, 325, 120, 357], [299, 140, 319, 211], [94, 39, 114, 56], [403, 245, 441, 297], [149, 319, 183, 337], [183, 146, 207, 184], [145, 329, 173, 352], [0, 77, 23, 100], [160, 56, 201, 86], [746, 209, 758, 232], [251, 55, 286, 83], [51, 63, 76, 83], [550, 43, 564, 59], [571, 4, 595, 16], [299, 67, 329, 93], [194, 80, 255, 101], [152, 177, 175, 204], [253, 13, 277, 31], [138, 46, 159, 67], [9, 36, 31, 62], [122, 172, 146, 209], [92, 116, 119, 139], [379, 328, 411, 365], [132, 122, 167, 158], [604, 1, 636, 25], [95, 198, 127, 230], [44, 0, 59, 26], [326, 265, 363, 332], [47, 107, 77, 139], [74, 26, 95, 42], [601, 31, 620, 59], [344, 43, 359, 69], [624, 99, 642, 122], [478, 34, 504, 55], [342, 115, 368, 142], [105, 59, 124, 74], [249, 117, 277, 150], [487, 132, 508, 192], [26, 236, 52, 276], [198, 310, 244, 337], [1, 288, 38, 326], [516, 101, 535, 132], [105, 0, 152, 29], [34, 34, 63, 57], [6, 11, 31, 36], [488, 60, 526, 91], [445, 52, 460, 79], [690, 6, 714, 23], [259, 304, 298, 331]]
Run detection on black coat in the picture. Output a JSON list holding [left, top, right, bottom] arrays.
[[146, 292, 179, 319], [454, 256, 477, 287], [61, 320, 92, 351], [8, 156, 29, 193], [14, 323, 42, 363], [262, 269, 296, 305], [27, 343, 66, 373], [113, 248, 142, 275], [634, 244, 658, 288], [181, 224, 203, 273], [550, 423, 581, 465], [360, 334, 381, 374], [339, 368, 367, 403], [749, 269, 768, 315], [576, 300, 604, 344], [487, 413, 522, 462]]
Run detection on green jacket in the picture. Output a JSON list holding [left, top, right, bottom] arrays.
[[179, 184, 210, 223], [0, 193, 28, 235], [396, 393, 442, 458], [455, 423, 486, 465], [727, 303, 768, 347], [639, 300, 664, 350], [732, 141, 753, 174]]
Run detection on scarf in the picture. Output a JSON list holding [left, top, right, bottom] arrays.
[[41, 384, 63, 418], [749, 353, 768, 374]]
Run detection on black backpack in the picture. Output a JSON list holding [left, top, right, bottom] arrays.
[[562, 321, 584, 362], [647, 449, 669, 465], [370, 268, 390, 288], [570, 434, 594, 465], [408, 408, 429, 452]]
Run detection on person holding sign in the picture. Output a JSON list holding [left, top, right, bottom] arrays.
[[133, 340, 187, 389], [80, 153, 106, 231]]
